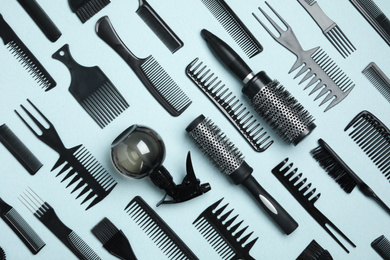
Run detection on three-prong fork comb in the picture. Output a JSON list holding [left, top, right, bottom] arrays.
[[253, 2, 355, 112], [19, 187, 102, 260], [15, 99, 117, 210]]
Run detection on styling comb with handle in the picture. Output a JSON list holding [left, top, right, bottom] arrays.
[[96, 16, 191, 117], [271, 158, 356, 253], [15, 99, 117, 210], [186, 58, 273, 152], [69, 0, 110, 23], [362, 62, 390, 104], [193, 198, 258, 260], [372, 235, 390, 259], [296, 240, 333, 260], [253, 2, 354, 112], [0, 14, 56, 91], [125, 196, 199, 260], [52, 44, 129, 128], [344, 111, 390, 180]]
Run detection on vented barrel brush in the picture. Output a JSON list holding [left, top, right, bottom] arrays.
[[186, 115, 298, 235], [201, 29, 316, 145]]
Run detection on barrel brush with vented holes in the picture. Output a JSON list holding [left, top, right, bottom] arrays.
[[201, 29, 316, 145], [186, 115, 298, 235]]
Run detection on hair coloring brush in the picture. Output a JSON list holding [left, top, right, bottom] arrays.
[[69, 0, 110, 23], [311, 139, 390, 215]]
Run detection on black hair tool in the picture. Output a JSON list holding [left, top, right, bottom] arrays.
[[69, 0, 110, 23], [296, 240, 333, 260], [0, 247, 4, 260], [111, 125, 210, 206], [201, 29, 315, 145], [371, 235, 390, 259]]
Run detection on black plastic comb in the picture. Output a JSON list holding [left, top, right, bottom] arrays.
[[193, 198, 258, 260], [296, 240, 333, 260], [271, 158, 356, 253], [186, 58, 273, 152], [0, 247, 4, 260], [15, 99, 117, 210], [69, 0, 110, 23], [371, 235, 390, 259], [124, 196, 199, 260], [344, 111, 390, 180], [0, 14, 56, 91], [363, 62, 390, 104]]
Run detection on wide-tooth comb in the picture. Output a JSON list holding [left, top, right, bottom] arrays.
[[0, 14, 56, 91], [253, 2, 354, 112], [344, 111, 390, 180], [68, 0, 110, 23], [298, 0, 356, 58], [371, 235, 390, 259], [52, 44, 129, 128], [362, 62, 390, 104], [271, 158, 356, 253], [199, 0, 263, 58], [15, 99, 117, 210], [124, 196, 199, 260], [0, 198, 45, 255], [193, 198, 258, 260], [96, 16, 191, 117], [296, 240, 333, 260], [19, 188, 102, 259], [186, 58, 273, 152]]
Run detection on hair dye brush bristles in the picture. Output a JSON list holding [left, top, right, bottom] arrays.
[[69, 0, 110, 23], [311, 138, 390, 215], [296, 240, 333, 260]]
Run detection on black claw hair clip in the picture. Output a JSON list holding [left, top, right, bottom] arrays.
[[111, 125, 211, 206]]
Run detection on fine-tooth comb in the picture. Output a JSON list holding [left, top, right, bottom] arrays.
[[186, 58, 273, 152], [296, 240, 333, 260], [15, 99, 117, 210], [0, 197, 45, 255], [69, 0, 110, 23], [19, 188, 102, 259], [298, 0, 356, 58], [136, 0, 184, 53], [125, 196, 199, 260], [344, 111, 390, 180], [362, 62, 390, 104], [253, 2, 355, 112], [96, 16, 191, 117], [193, 198, 258, 260], [200, 0, 263, 58], [372, 235, 390, 259], [271, 158, 356, 253], [52, 44, 129, 128], [0, 14, 56, 91], [0, 124, 43, 175], [350, 0, 390, 47]]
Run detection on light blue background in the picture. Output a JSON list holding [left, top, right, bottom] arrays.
[[0, 0, 389, 259]]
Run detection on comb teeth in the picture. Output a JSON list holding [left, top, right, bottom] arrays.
[[0, 247, 4, 260], [193, 199, 258, 260], [363, 62, 390, 104], [141, 56, 192, 114], [73, 0, 110, 23], [324, 25, 356, 58], [372, 235, 390, 259], [68, 231, 102, 260], [355, 0, 382, 17], [304, 0, 316, 5], [200, 0, 262, 58], [297, 240, 333, 260], [91, 217, 119, 244], [186, 58, 273, 152]]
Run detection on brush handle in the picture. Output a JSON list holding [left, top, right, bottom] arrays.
[[241, 175, 298, 235], [358, 183, 390, 215]]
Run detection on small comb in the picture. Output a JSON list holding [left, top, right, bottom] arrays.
[[193, 198, 258, 260], [68, 0, 110, 23], [296, 240, 333, 260], [362, 62, 390, 104], [371, 235, 390, 259]]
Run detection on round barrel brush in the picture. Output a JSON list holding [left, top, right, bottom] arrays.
[[201, 29, 316, 145], [186, 114, 298, 235]]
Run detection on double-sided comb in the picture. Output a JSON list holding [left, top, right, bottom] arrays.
[[297, 0, 356, 58], [186, 58, 273, 152], [69, 0, 110, 23], [199, 0, 263, 58], [15, 99, 117, 210], [344, 111, 390, 180], [0, 14, 56, 91], [271, 158, 356, 253], [124, 196, 199, 260], [96, 16, 191, 117], [297, 240, 333, 260], [193, 198, 258, 260], [362, 62, 390, 104], [253, 2, 354, 112], [52, 44, 129, 128], [19, 188, 102, 259], [0, 197, 45, 255], [372, 235, 390, 259]]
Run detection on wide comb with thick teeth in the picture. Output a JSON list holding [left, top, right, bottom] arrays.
[[253, 2, 354, 112]]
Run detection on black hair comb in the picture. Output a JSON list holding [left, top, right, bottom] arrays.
[[371, 235, 390, 259], [296, 240, 333, 260]]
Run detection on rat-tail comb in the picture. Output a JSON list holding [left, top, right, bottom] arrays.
[[69, 0, 110, 23], [371, 235, 390, 259], [362, 62, 390, 104]]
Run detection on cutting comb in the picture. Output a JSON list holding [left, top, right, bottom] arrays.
[[296, 240, 333, 260], [345, 111, 390, 180], [0, 14, 56, 91], [15, 99, 117, 210], [271, 158, 356, 253], [362, 62, 390, 104], [69, 0, 110, 23], [372, 235, 390, 259], [186, 58, 273, 152], [52, 44, 129, 128], [125, 196, 199, 260], [193, 198, 258, 260], [96, 16, 191, 117], [253, 2, 354, 112]]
